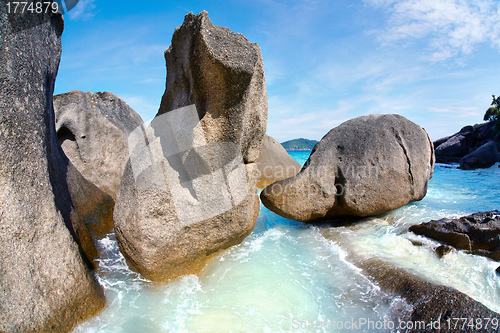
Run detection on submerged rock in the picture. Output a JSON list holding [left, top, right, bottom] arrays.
[[0, 10, 105, 333], [409, 211, 500, 261], [260, 114, 435, 222], [435, 244, 454, 258], [114, 11, 267, 281], [54, 90, 144, 198], [255, 135, 301, 188], [321, 227, 500, 331]]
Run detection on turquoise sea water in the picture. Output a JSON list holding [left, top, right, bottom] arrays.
[[287, 150, 311, 166], [74, 151, 500, 332]]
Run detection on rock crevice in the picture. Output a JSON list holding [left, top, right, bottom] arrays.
[[1, 10, 106, 332], [393, 128, 415, 196], [261, 114, 435, 222]]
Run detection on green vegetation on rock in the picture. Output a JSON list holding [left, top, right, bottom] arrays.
[[281, 138, 318, 150], [484, 94, 500, 134]]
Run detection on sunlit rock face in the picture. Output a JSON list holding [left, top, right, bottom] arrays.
[[114, 11, 268, 281], [261, 114, 435, 222], [54, 90, 144, 199], [255, 135, 301, 189]]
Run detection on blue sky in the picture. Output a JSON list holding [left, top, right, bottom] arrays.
[[54, 0, 500, 142]]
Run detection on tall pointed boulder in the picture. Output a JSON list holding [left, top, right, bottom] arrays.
[[114, 11, 267, 281]]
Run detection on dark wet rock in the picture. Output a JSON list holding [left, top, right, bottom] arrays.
[[114, 11, 267, 281], [409, 211, 500, 261], [54, 90, 143, 198], [460, 140, 500, 170], [255, 135, 301, 188], [261, 114, 435, 222], [0, 9, 105, 333], [434, 122, 498, 168], [436, 244, 454, 258], [410, 240, 424, 247], [321, 227, 500, 332], [356, 258, 500, 332], [158, 11, 267, 164]]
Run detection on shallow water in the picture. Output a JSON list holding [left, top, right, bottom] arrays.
[[74, 153, 500, 332]]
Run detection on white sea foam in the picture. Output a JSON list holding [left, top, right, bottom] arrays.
[[73, 162, 500, 332]]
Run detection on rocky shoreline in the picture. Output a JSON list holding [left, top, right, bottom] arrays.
[[320, 225, 500, 333], [409, 211, 500, 261], [2, 8, 499, 332], [434, 122, 500, 170], [355, 257, 500, 333]]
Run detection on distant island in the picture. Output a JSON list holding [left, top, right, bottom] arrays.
[[281, 138, 318, 151]]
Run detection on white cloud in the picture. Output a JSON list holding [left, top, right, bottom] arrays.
[[428, 106, 481, 118], [120, 95, 159, 122], [68, 0, 96, 21], [135, 78, 162, 84], [365, 0, 500, 61]]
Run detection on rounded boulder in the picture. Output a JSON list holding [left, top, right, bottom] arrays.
[[261, 114, 435, 221]]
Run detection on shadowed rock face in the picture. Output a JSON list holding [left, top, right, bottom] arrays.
[[261, 114, 435, 222], [0, 9, 105, 333], [255, 135, 301, 188], [114, 11, 267, 281], [54, 90, 144, 198], [434, 121, 499, 169], [460, 140, 500, 170], [410, 211, 500, 261]]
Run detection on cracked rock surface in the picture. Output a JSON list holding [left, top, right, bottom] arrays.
[[260, 114, 435, 222]]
